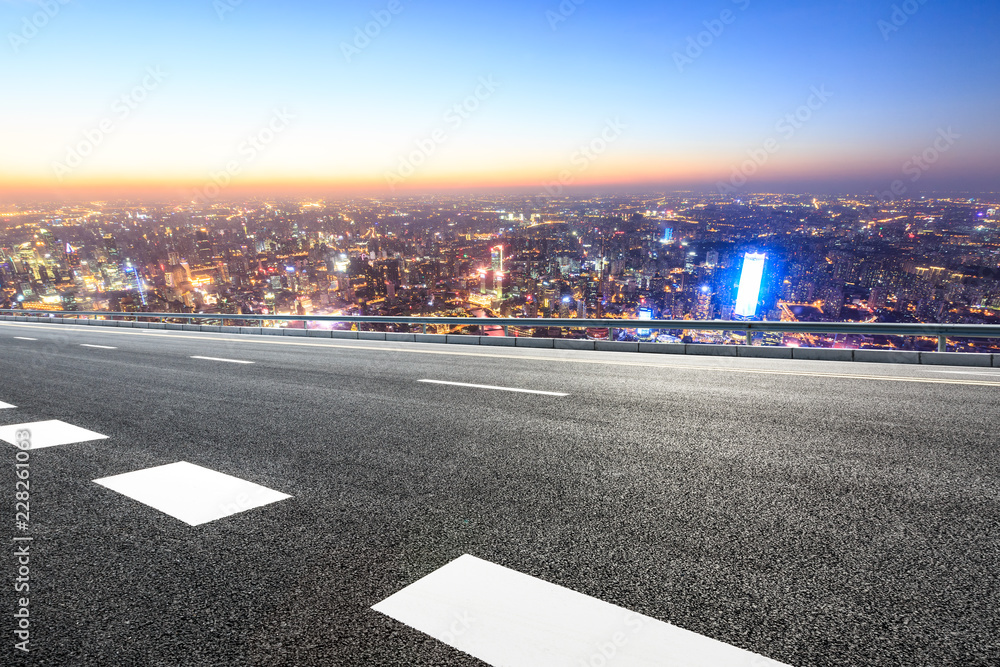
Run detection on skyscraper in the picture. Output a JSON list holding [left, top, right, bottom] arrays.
[[735, 252, 766, 318]]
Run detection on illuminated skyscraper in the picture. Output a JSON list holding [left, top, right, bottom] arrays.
[[491, 245, 504, 300], [735, 252, 766, 318], [695, 286, 712, 320]]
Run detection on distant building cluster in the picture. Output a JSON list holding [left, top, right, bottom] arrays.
[[1, 193, 999, 352]]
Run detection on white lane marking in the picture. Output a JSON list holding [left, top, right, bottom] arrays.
[[0, 401, 15, 409], [0, 420, 108, 449], [80, 344, 117, 349], [928, 370, 999, 376], [374, 554, 791, 667], [190, 355, 255, 364], [93, 461, 291, 526], [2, 322, 998, 388], [419, 379, 568, 397], [13, 337, 37, 341]]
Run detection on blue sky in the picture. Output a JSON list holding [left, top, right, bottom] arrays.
[[1, 0, 997, 198]]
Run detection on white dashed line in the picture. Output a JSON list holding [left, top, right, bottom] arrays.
[[0, 401, 15, 409], [190, 356, 255, 364], [80, 344, 117, 349], [93, 461, 292, 526], [374, 554, 791, 667], [13, 337, 37, 341], [0, 420, 108, 449], [418, 379, 567, 396]]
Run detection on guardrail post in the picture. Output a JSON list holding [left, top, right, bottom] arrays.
[[938, 335, 947, 353], [422, 324, 427, 334], [503, 326, 509, 337]]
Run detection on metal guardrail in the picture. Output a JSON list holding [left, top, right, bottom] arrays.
[[5, 309, 1000, 353]]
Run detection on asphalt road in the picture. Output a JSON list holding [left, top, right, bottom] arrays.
[[1, 321, 998, 666]]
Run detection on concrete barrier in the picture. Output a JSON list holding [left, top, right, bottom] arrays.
[[307, 330, 333, 338], [181, 324, 202, 332], [854, 349, 919, 364], [639, 342, 685, 355], [239, 327, 262, 335], [516, 337, 554, 348], [554, 339, 595, 351], [330, 331, 360, 340], [480, 336, 517, 346], [283, 329, 311, 337], [792, 348, 854, 362], [920, 352, 993, 367], [414, 333, 448, 344], [385, 333, 415, 342], [596, 341, 639, 353], [737, 346, 793, 359], [447, 335, 481, 345], [358, 332, 386, 341]]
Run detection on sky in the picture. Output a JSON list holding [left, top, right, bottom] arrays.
[[1, 0, 998, 201]]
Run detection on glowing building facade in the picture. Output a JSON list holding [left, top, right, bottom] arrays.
[[735, 252, 766, 318]]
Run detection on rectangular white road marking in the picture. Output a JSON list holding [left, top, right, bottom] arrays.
[[373, 554, 790, 667], [418, 379, 567, 397], [93, 461, 291, 526], [0, 401, 15, 409], [928, 370, 999, 376], [80, 344, 117, 349], [13, 337, 37, 341], [0, 420, 108, 449], [190, 356, 255, 364]]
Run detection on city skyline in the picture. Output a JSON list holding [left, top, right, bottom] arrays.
[[2, 0, 999, 202], [3, 191, 999, 354]]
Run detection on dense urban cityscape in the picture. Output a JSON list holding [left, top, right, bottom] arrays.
[[3, 192, 999, 352]]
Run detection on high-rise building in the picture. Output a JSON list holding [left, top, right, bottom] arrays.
[[735, 252, 767, 318], [196, 229, 213, 264]]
